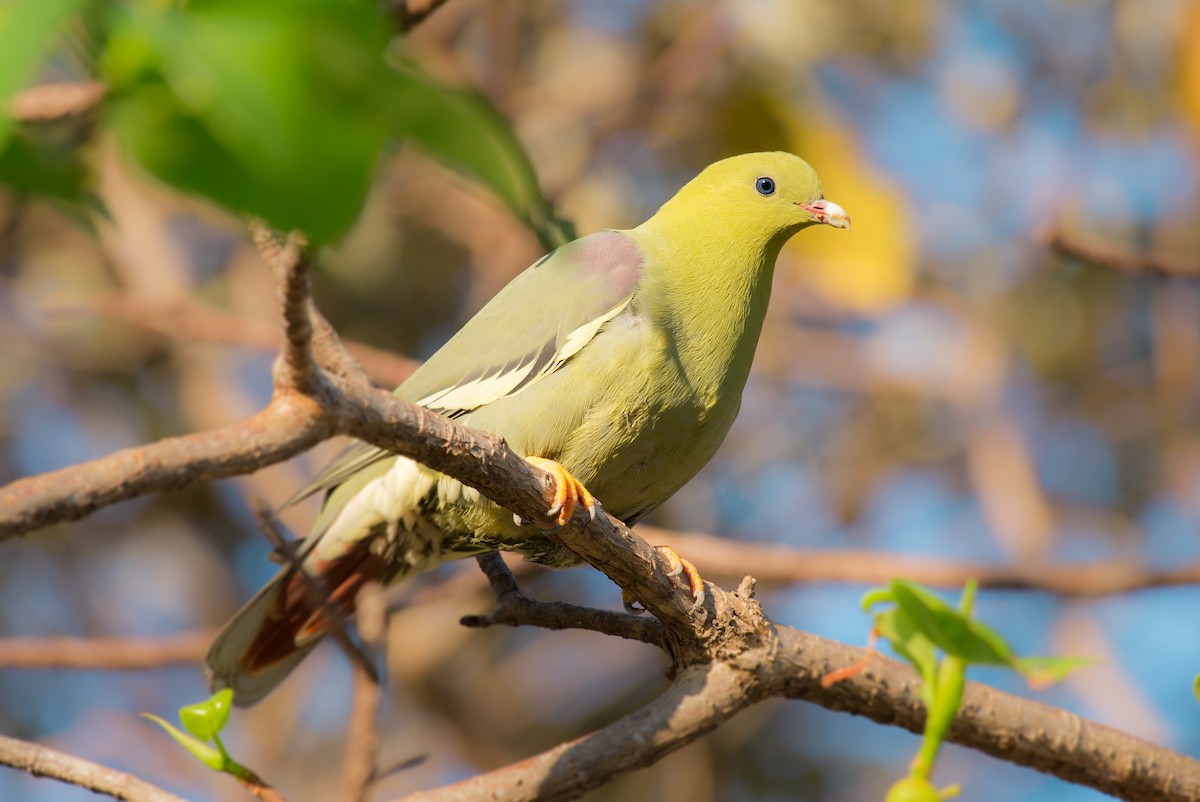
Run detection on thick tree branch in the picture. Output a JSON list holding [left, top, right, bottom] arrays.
[[0, 733, 186, 802], [770, 627, 1200, 802], [0, 399, 331, 541], [411, 573, 1200, 802]]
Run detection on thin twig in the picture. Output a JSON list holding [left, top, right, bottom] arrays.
[[340, 582, 385, 802], [251, 223, 319, 393], [228, 764, 290, 802], [461, 553, 667, 648]]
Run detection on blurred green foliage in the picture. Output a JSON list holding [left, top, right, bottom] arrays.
[[0, 0, 84, 149], [103, 0, 392, 243], [2, 0, 566, 247], [389, 62, 575, 250]]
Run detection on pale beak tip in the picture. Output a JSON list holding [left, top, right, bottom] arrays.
[[802, 199, 851, 230], [823, 200, 851, 230]]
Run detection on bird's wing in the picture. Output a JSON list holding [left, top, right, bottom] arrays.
[[285, 230, 645, 507]]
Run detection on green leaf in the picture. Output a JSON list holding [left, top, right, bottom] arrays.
[[0, 0, 85, 149], [885, 776, 960, 802], [874, 607, 939, 705], [140, 713, 225, 771], [384, 63, 574, 250], [1014, 656, 1095, 689], [179, 689, 233, 741], [104, 0, 390, 243], [890, 580, 1013, 666], [913, 655, 967, 777], [1194, 673, 1200, 703], [861, 585, 895, 611], [0, 129, 87, 200]]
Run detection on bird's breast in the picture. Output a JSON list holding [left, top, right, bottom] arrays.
[[557, 313, 743, 523]]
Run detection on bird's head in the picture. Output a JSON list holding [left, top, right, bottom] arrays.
[[650, 152, 850, 246]]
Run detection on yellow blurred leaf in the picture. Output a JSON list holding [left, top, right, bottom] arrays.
[[782, 109, 916, 313], [1181, 4, 1200, 137]]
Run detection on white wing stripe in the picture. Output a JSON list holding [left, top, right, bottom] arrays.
[[416, 358, 538, 410], [553, 297, 631, 368], [415, 297, 632, 413]]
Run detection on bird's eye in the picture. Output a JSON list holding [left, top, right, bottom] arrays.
[[755, 176, 776, 196]]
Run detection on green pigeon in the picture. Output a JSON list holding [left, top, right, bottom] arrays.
[[207, 151, 850, 705]]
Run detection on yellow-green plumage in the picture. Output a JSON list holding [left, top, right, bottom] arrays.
[[207, 152, 849, 705]]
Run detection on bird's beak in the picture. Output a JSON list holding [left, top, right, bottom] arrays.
[[801, 199, 851, 230]]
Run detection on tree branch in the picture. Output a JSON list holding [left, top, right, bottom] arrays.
[[460, 553, 668, 648], [0, 733, 186, 802], [340, 583, 385, 802], [644, 527, 1200, 596], [1043, 229, 1200, 278], [0, 399, 331, 541], [409, 572, 1200, 802], [770, 627, 1200, 802], [0, 630, 214, 669]]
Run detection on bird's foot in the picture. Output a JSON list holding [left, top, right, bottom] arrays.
[[520, 457, 598, 528], [622, 545, 706, 614]]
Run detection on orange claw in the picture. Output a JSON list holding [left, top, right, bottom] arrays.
[[622, 545, 706, 614], [525, 457, 598, 528]]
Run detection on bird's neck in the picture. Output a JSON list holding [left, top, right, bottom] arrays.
[[632, 218, 785, 407]]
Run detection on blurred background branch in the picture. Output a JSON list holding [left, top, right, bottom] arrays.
[[1043, 229, 1200, 278], [0, 631, 214, 671]]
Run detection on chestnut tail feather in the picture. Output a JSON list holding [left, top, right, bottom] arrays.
[[235, 548, 390, 673]]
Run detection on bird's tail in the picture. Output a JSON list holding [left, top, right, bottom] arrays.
[[206, 544, 393, 706]]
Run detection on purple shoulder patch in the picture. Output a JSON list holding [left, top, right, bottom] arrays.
[[575, 231, 644, 295]]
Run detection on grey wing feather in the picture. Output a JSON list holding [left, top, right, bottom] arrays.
[[282, 440, 389, 508], [285, 230, 646, 508]]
